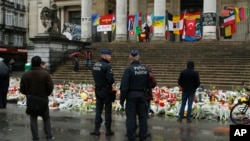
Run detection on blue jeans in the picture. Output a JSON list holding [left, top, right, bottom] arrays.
[[178, 92, 195, 120]]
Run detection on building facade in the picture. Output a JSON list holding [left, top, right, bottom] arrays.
[[0, 0, 28, 51]]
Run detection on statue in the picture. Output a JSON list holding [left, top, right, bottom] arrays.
[[40, 4, 61, 34]]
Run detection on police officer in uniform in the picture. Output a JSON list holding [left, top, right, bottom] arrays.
[[120, 49, 150, 141], [90, 49, 115, 136]]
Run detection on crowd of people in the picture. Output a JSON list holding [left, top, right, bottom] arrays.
[[0, 47, 200, 141]]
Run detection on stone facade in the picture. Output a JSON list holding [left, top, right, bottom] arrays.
[[27, 0, 250, 44]]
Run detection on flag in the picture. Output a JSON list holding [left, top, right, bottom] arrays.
[[234, 7, 241, 23], [221, 11, 235, 26], [112, 16, 116, 33], [153, 16, 164, 27], [225, 25, 232, 36], [100, 14, 114, 25], [239, 7, 246, 21], [184, 11, 201, 19], [92, 14, 100, 26], [185, 19, 196, 36], [138, 12, 142, 27], [168, 13, 183, 34], [173, 15, 184, 34], [128, 15, 135, 31], [220, 10, 230, 17]]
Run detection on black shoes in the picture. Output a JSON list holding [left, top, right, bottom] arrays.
[[106, 130, 114, 136], [90, 130, 100, 135], [177, 118, 182, 123], [90, 129, 114, 136]]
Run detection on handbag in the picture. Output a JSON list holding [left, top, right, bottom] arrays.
[[26, 95, 48, 115]]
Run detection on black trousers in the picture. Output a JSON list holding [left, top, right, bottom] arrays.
[[125, 96, 148, 141], [30, 107, 52, 141], [0, 90, 8, 108], [94, 88, 112, 130]]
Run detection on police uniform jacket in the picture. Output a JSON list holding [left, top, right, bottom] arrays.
[[92, 58, 114, 88], [120, 60, 150, 101], [20, 67, 54, 100]]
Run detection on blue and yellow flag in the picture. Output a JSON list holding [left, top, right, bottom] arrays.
[[92, 14, 100, 26], [153, 16, 164, 27]]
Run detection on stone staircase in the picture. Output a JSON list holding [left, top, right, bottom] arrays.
[[51, 41, 250, 90]]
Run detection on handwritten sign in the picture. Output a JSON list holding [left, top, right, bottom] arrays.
[[202, 13, 216, 26]]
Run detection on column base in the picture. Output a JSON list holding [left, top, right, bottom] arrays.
[[114, 36, 128, 42], [150, 35, 166, 42]]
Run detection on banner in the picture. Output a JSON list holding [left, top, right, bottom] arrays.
[[100, 14, 114, 25], [97, 25, 112, 32]]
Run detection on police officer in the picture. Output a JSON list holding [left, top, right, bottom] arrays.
[[120, 49, 150, 141], [90, 49, 115, 136]]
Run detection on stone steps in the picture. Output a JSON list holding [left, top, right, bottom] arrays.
[[51, 41, 250, 90]]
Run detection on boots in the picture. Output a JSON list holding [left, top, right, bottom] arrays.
[[90, 127, 100, 135], [106, 129, 114, 136]]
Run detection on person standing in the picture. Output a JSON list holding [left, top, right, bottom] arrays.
[[144, 23, 150, 42], [120, 49, 150, 141], [20, 56, 54, 141], [84, 49, 93, 70], [0, 59, 10, 109], [73, 55, 79, 73], [9, 58, 15, 74], [177, 61, 200, 123], [90, 49, 115, 136]]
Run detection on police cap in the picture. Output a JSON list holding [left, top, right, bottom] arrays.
[[100, 49, 111, 55], [130, 49, 139, 57]]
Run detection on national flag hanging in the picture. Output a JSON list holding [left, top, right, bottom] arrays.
[[167, 13, 184, 34], [128, 15, 135, 31], [138, 12, 142, 27], [153, 16, 164, 27], [112, 16, 116, 33], [92, 14, 100, 26], [220, 10, 230, 17], [185, 18, 196, 36], [100, 14, 114, 25], [239, 7, 246, 21], [225, 25, 232, 37], [173, 14, 184, 35], [221, 10, 235, 26], [184, 11, 201, 19], [234, 7, 241, 23]]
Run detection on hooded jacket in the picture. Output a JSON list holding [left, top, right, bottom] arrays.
[[178, 61, 200, 93]]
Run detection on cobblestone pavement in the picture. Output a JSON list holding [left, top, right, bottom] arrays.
[[0, 103, 231, 141]]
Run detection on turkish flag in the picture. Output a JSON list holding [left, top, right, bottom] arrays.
[[185, 19, 196, 36]]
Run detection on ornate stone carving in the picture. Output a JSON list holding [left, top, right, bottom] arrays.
[[40, 4, 61, 34]]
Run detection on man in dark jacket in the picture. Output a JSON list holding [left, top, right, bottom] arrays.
[[120, 49, 150, 141], [20, 56, 54, 141], [177, 61, 200, 123], [0, 60, 10, 109], [90, 49, 115, 136]]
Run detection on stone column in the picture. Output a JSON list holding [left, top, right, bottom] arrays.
[[151, 0, 166, 41], [115, 0, 127, 42], [60, 7, 65, 33], [138, 0, 147, 13], [29, 0, 38, 38], [129, 0, 138, 42], [81, 0, 92, 41], [202, 0, 217, 40]]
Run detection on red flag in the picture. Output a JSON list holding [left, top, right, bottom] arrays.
[[100, 14, 114, 25], [138, 12, 142, 27], [128, 15, 135, 31], [185, 19, 196, 36]]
